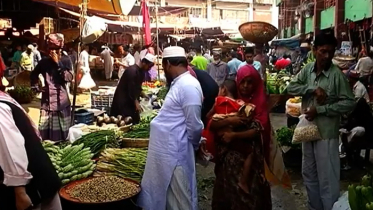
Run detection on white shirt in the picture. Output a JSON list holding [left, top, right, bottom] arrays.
[[0, 98, 32, 186], [355, 57, 373, 76], [79, 50, 90, 72], [119, 53, 135, 72], [134, 51, 141, 66], [353, 80, 370, 102]]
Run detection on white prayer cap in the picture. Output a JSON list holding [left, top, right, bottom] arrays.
[[27, 44, 34, 50], [163, 46, 186, 58], [144, 53, 155, 63]]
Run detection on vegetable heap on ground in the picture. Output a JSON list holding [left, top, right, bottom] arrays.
[[276, 126, 300, 150], [122, 123, 150, 139], [66, 176, 140, 203], [266, 70, 292, 94], [42, 141, 96, 185], [157, 86, 168, 100], [349, 174, 373, 210], [95, 148, 147, 182], [72, 130, 120, 157]]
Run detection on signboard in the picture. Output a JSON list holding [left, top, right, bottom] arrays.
[[0, 18, 12, 30], [340, 41, 352, 56], [97, 32, 132, 45]]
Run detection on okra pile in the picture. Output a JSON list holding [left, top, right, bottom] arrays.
[[42, 141, 96, 185], [349, 175, 373, 210]]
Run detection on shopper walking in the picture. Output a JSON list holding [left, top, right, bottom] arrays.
[[286, 33, 355, 210]]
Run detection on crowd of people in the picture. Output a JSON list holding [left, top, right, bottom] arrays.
[[0, 31, 373, 210]]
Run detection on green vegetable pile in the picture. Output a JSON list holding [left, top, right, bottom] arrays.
[[276, 126, 300, 150], [266, 70, 292, 94], [349, 174, 373, 210], [157, 87, 168, 100], [95, 148, 147, 182], [7, 86, 35, 104], [122, 123, 150, 139], [140, 110, 158, 124], [72, 130, 120, 157], [42, 141, 96, 185]]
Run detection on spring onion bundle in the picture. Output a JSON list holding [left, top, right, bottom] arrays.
[[95, 148, 147, 182]]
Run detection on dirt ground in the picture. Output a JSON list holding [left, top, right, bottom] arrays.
[[23, 93, 370, 210]]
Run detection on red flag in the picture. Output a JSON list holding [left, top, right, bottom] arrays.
[[141, 0, 151, 46]]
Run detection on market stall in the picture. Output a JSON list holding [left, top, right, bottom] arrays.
[[41, 82, 167, 209]]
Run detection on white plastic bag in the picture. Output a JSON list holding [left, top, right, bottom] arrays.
[[285, 99, 301, 117], [82, 16, 107, 44], [292, 114, 322, 144], [78, 70, 96, 90]]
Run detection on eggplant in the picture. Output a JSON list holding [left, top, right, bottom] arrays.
[[113, 118, 119, 125], [124, 116, 133, 125], [104, 116, 111, 124], [118, 120, 126, 127], [110, 116, 117, 123], [97, 116, 104, 125], [117, 115, 123, 121]]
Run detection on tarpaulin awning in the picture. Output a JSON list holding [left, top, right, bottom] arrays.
[[59, 8, 184, 33], [270, 34, 301, 50], [33, 0, 136, 15], [34, 0, 188, 16]]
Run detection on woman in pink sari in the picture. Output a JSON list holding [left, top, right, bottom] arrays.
[[209, 65, 290, 210]]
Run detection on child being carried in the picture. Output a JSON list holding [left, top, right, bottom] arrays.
[[207, 79, 259, 194]]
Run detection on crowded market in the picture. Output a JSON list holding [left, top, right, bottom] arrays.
[[1, 0, 373, 210]]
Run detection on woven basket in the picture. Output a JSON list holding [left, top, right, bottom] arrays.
[[121, 138, 149, 148], [239, 21, 278, 43], [14, 71, 42, 87]]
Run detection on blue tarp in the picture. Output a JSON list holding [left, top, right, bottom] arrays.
[[270, 34, 301, 50]]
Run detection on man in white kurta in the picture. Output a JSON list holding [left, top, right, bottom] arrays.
[[138, 46, 204, 210]]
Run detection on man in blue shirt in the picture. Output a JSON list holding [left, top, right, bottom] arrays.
[[238, 47, 262, 78], [227, 51, 242, 79]]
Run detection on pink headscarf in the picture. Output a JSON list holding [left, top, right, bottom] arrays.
[[236, 65, 291, 189], [236, 65, 270, 161], [187, 66, 197, 78]]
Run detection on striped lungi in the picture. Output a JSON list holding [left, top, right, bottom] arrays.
[[38, 106, 71, 141]]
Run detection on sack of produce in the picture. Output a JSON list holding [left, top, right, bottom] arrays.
[[78, 69, 96, 90], [292, 114, 321, 144], [286, 97, 302, 117]]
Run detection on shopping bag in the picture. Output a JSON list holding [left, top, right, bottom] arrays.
[[292, 114, 322, 144], [285, 99, 301, 117], [78, 69, 96, 90]]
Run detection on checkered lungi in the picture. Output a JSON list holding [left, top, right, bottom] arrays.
[[38, 106, 71, 141]]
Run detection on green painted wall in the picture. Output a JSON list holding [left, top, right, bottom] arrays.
[[320, 7, 335, 30], [287, 27, 292, 37], [305, 17, 314, 34], [345, 0, 372, 21], [276, 0, 282, 6]]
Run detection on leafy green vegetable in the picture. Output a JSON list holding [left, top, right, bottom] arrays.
[[276, 126, 300, 149]]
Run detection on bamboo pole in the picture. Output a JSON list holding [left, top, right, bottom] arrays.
[[155, 0, 160, 80], [71, 0, 87, 125]]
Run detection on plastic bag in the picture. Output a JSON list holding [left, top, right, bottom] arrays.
[[292, 114, 322, 144], [81, 16, 107, 44], [78, 70, 96, 90], [195, 137, 214, 167], [285, 99, 301, 117]]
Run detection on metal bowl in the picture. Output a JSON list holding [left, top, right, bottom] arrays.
[[239, 21, 278, 43]]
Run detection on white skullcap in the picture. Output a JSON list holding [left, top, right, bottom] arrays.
[[144, 53, 155, 63], [27, 44, 34, 50], [163, 46, 186, 58]]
